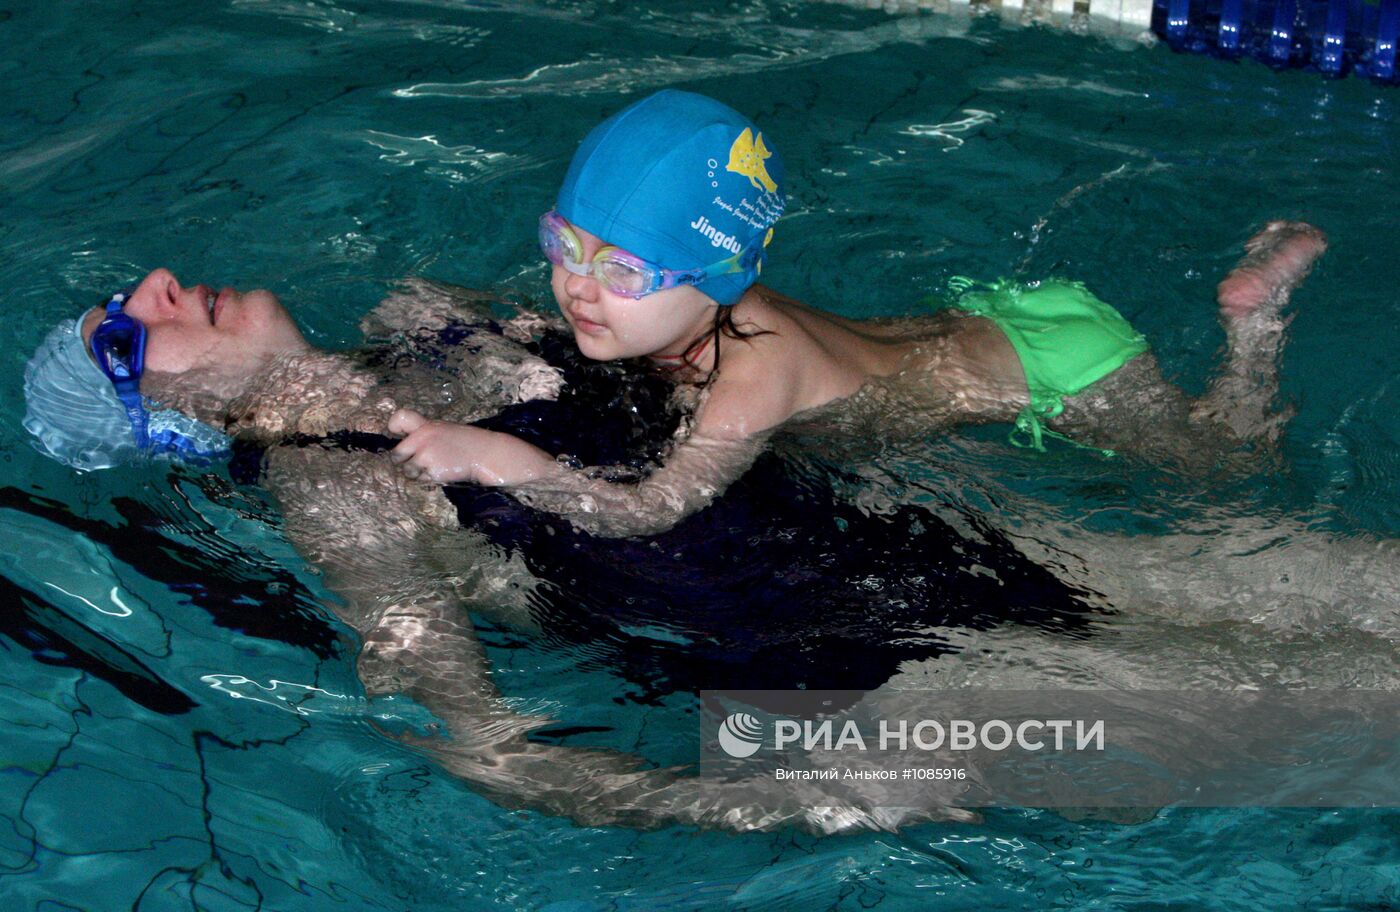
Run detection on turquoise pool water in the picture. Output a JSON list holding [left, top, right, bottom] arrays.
[[2, 1, 1398, 909]]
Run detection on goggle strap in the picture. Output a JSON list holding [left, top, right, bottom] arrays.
[[116, 390, 150, 449], [148, 428, 219, 464], [543, 208, 763, 295], [105, 287, 135, 312], [669, 247, 761, 288], [671, 268, 708, 287]]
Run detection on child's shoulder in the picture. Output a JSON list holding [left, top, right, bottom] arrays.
[[698, 341, 802, 440], [693, 290, 852, 438]]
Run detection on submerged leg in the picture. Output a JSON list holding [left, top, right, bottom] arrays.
[[1047, 352, 1210, 465], [1048, 222, 1326, 465], [1007, 512, 1400, 640], [1190, 221, 1328, 443]]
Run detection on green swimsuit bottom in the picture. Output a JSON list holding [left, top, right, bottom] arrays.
[[938, 277, 1149, 452]]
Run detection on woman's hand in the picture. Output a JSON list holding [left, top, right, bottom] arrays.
[[388, 408, 560, 485]]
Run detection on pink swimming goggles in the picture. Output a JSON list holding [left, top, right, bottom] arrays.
[[538, 210, 759, 300]]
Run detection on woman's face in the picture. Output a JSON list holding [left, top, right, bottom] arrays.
[[80, 268, 310, 382], [550, 223, 717, 362]]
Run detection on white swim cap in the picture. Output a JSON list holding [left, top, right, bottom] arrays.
[[23, 315, 230, 472]]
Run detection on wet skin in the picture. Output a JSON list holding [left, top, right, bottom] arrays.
[[390, 217, 1032, 485], [80, 267, 310, 382], [550, 223, 718, 363], [48, 229, 1375, 835]]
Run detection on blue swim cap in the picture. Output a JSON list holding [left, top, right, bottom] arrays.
[[556, 90, 786, 307], [23, 315, 230, 472]]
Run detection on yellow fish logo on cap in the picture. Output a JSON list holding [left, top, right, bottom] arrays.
[[726, 128, 777, 193]]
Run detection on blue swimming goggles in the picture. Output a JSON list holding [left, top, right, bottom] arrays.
[[79, 287, 228, 470], [88, 286, 216, 461], [90, 287, 151, 449]]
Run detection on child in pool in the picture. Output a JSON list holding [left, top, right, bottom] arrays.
[[388, 90, 1327, 536]]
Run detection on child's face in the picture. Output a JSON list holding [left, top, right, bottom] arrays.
[[550, 222, 717, 362]]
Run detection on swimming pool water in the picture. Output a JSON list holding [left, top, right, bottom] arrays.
[[1, 1, 1398, 909]]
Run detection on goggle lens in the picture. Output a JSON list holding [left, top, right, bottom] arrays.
[[88, 286, 151, 450], [594, 255, 652, 297], [538, 213, 581, 266], [94, 321, 139, 379]]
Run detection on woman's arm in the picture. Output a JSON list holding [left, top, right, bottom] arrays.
[[267, 446, 937, 831], [264, 446, 683, 819]]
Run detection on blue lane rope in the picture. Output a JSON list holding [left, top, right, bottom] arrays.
[[1152, 0, 1400, 82]]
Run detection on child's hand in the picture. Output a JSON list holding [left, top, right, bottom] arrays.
[[388, 409, 558, 486]]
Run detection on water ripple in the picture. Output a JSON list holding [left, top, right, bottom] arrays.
[[394, 15, 992, 99]]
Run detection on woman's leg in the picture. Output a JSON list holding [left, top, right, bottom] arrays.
[[1006, 510, 1400, 640]]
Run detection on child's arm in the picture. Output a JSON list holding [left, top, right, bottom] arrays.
[[388, 408, 767, 537], [510, 429, 767, 537], [389, 352, 801, 535], [388, 411, 561, 485]]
